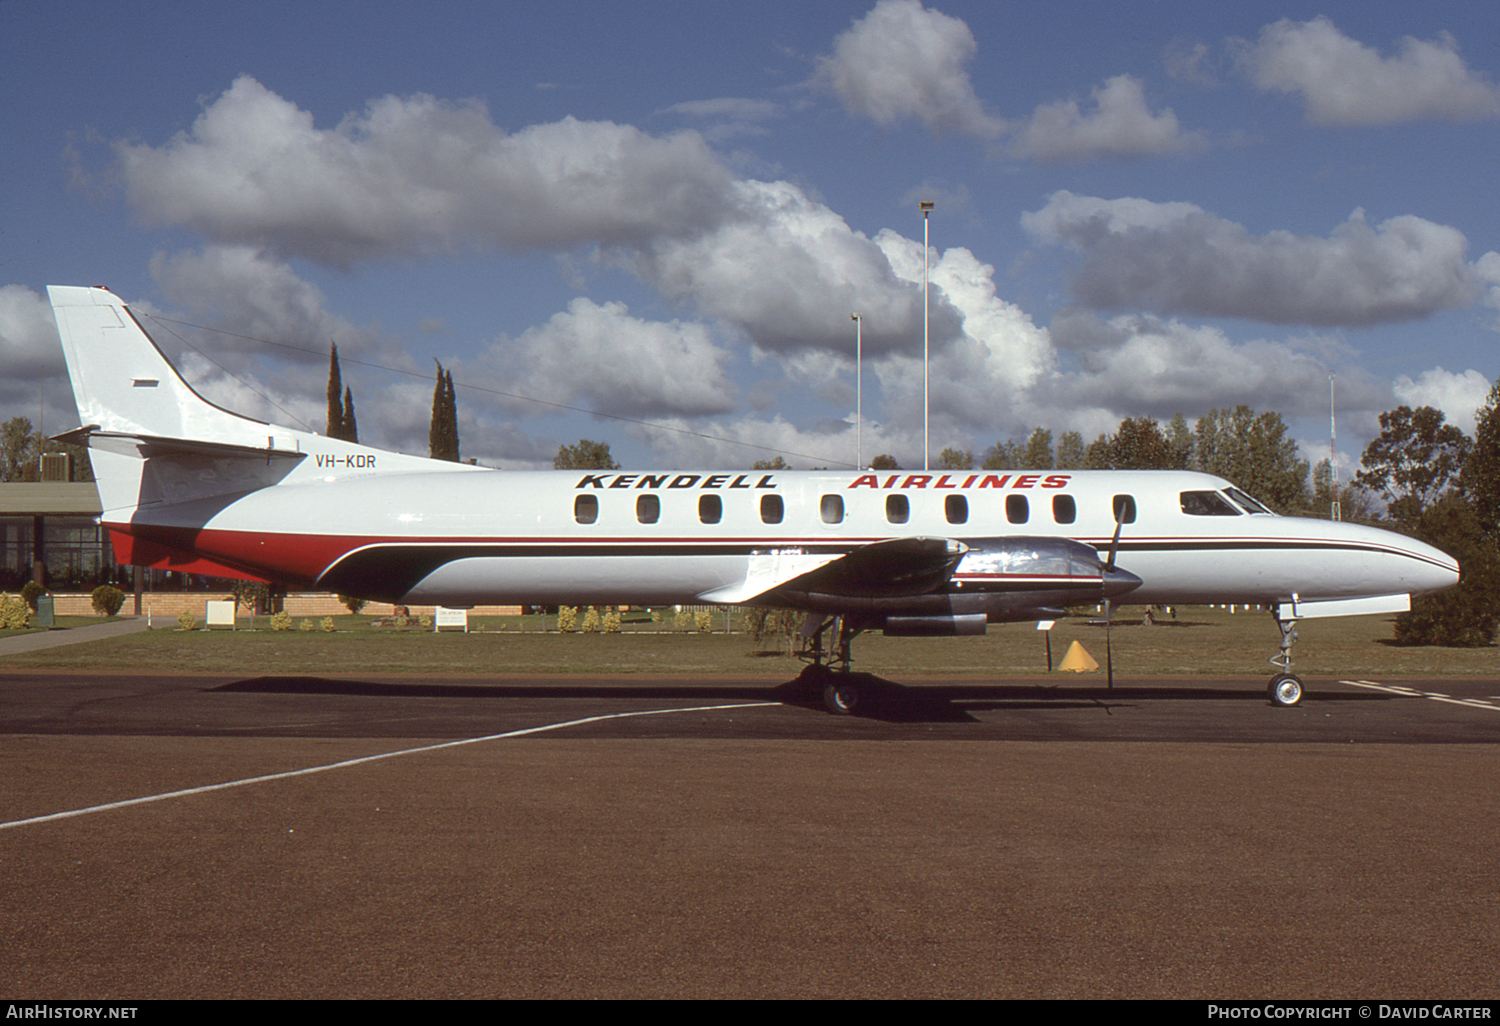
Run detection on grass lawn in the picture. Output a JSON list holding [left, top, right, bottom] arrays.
[[1, 606, 1494, 678]]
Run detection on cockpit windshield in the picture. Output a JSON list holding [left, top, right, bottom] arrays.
[[1180, 490, 1240, 516], [1223, 487, 1274, 515]]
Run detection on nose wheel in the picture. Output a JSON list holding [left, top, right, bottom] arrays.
[[1267, 672, 1304, 707]]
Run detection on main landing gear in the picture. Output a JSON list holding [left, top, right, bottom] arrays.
[[798, 614, 868, 714], [1267, 608, 1304, 707]]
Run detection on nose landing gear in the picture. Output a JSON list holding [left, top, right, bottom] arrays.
[[1268, 606, 1304, 707]]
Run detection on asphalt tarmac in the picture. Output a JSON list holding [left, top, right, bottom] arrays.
[[2, 665, 1498, 999]]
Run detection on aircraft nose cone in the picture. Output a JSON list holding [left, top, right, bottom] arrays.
[[1411, 542, 1461, 595]]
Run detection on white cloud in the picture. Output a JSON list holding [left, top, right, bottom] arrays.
[[624, 178, 963, 355], [1236, 16, 1500, 125], [484, 297, 737, 420], [1392, 367, 1492, 435], [815, 0, 1003, 138], [0, 284, 63, 378], [1013, 75, 1206, 162], [1023, 192, 1480, 327], [149, 245, 390, 367], [117, 76, 736, 266]]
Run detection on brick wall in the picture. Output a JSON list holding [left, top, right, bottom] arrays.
[[44, 593, 523, 619]]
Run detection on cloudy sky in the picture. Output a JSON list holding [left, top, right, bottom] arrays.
[[4, 0, 1498, 475]]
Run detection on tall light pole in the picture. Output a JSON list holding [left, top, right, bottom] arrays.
[[851, 313, 863, 469], [919, 200, 934, 470]]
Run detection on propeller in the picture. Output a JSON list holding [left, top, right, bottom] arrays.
[[1102, 512, 1125, 690]]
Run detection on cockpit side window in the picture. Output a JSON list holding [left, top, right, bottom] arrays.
[[1180, 490, 1241, 516]]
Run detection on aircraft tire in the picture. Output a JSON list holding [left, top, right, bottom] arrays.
[[822, 680, 860, 715], [1267, 673, 1303, 707]]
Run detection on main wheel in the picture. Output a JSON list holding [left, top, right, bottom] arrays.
[[1268, 673, 1303, 707], [823, 680, 860, 715]]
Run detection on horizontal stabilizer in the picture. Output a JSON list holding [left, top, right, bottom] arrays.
[[59, 426, 307, 463]]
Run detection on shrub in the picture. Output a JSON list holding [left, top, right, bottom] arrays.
[[1, 595, 30, 630], [177, 610, 198, 631], [321, 616, 336, 632], [339, 594, 367, 615], [602, 608, 622, 633], [557, 606, 578, 632], [694, 607, 714, 633], [20, 581, 44, 612], [298, 618, 315, 632], [581, 606, 600, 632], [270, 611, 294, 631], [91, 585, 126, 617]]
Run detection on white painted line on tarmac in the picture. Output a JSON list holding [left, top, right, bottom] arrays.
[[1341, 680, 1500, 711], [0, 701, 780, 832]]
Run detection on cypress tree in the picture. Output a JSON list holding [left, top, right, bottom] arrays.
[[342, 386, 358, 443], [430, 361, 460, 461], [326, 343, 344, 437]]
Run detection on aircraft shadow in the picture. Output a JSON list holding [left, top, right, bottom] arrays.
[[212, 673, 1392, 724]]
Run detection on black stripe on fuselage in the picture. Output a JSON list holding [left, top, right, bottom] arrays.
[[315, 535, 1435, 604]]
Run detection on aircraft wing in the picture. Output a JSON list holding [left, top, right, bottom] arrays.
[[697, 536, 967, 604]]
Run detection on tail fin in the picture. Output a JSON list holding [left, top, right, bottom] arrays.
[[49, 285, 284, 451]]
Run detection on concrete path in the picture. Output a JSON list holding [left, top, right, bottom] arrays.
[[0, 616, 150, 656]]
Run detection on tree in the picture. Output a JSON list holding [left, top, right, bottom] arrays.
[[869, 454, 900, 470], [1081, 417, 1183, 471], [1391, 493, 1500, 647], [342, 386, 358, 443], [326, 343, 344, 438], [1193, 406, 1308, 512], [554, 439, 619, 470], [935, 447, 973, 470], [981, 439, 1022, 469], [0, 418, 92, 483], [1020, 428, 1054, 470], [1055, 431, 1086, 470], [1, 417, 41, 482], [1460, 377, 1500, 535], [1356, 405, 1470, 526], [752, 456, 790, 470], [429, 361, 460, 462], [325, 343, 359, 442]]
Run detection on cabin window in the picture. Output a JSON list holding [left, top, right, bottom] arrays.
[[1006, 494, 1029, 524], [760, 494, 784, 524], [699, 494, 722, 525], [574, 494, 598, 525], [1112, 494, 1137, 524], [945, 494, 968, 525], [636, 494, 660, 524], [1052, 494, 1076, 524], [886, 494, 910, 524], [1180, 490, 1240, 516], [821, 494, 844, 524]]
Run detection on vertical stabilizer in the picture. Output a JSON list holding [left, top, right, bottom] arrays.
[[48, 285, 272, 448]]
